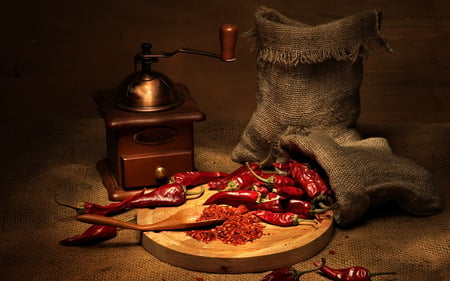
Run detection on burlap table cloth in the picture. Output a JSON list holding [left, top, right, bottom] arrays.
[[0, 118, 448, 281]]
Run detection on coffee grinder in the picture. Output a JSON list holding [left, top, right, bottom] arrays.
[[94, 24, 238, 200]]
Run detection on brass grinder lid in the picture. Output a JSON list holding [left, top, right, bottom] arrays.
[[112, 43, 184, 112], [113, 70, 184, 112]]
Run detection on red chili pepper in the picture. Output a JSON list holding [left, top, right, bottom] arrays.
[[261, 258, 326, 281], [252, 185, 270, 198], [250, 210, 316, 227], [225, 170, 261, 191], [208, 163, 261, 190], [285, 199, 334, 219], [246, 162, 296, 189], [246, 197, 287, 213], [272, 162, 290, 174], [60, 224, 117, 246], [313, 262, 396, 281], [169, 171, 228, 187], [273, 186, 304, 199], [288, 160, 331, 199], [261, 267, 299, 281], [203, 190, 261, 207], [266, 192, 280, 200], [84, 183, 188, 216]]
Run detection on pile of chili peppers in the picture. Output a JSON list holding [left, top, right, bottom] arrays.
[[58, 158, 335, 245], [58, 171, 227, 246], [261, 258, 396, 281], [202, 160, 336, 227]]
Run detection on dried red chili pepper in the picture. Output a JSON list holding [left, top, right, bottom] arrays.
[[273, 186, 304, 199], [261, 258, 326, 281], [272, 162, 290, 174], [84, 183, 192, 216], [250, 210, 316, 227], [285, 199, 334, 219], [203, 190, 261, 207], [246, 197, 288, 213], [208, 162, 261, 190], [288, 160, 331, 199], [224, 170, 261, 191], [60, 224, 117, 246], [252, 185, 270, 198], [246, 162, 296, 189], [169, 171, 228, 187], [266, 192, 280, 200], [313, 262, 396, 281]]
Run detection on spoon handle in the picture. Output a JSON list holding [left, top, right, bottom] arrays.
[[76, 214, 145, 231]]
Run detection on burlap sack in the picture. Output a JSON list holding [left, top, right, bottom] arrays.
[[280, 130, 444, 227], [231, 6, 391, 164], [231, 7, 443, 227]]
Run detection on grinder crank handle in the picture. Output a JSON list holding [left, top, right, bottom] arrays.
[[136, 24, 238, 61], [219, 24, 238, 61]]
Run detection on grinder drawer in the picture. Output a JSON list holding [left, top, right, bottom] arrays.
[[120, 150, 192, 188]]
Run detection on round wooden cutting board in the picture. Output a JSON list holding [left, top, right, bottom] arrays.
[[137, 186, 334, 273]]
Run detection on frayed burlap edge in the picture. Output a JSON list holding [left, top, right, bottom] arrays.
[[244, 6, 393, 65]]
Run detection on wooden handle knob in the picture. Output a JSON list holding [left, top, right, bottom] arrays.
[[220, 24, 238, 61]]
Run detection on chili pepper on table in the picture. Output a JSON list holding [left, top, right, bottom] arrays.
[[208, 162, 261, 190], [261, 258, 326, 281], [252, 185, 270, 198], [60, 224, 117, 246], [313, 262, 396, 281], [288, 160, 332, 199], [266, 192, 280, 200], [250, 210, 317, 227], [224, 169, 262, 191], [246, 162, 296, 189], [84, 183, 197, 216], [169, 171, 229, 187], [273, 186, 304, 199], [203, 190, 261, 207], [285, 199, 335, 219], [246, 197, 288, 213], [272, 162, 290, 174]]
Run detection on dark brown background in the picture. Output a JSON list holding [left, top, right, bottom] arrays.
[[2, 0, 449, 123], [1, 2, 449, 280]]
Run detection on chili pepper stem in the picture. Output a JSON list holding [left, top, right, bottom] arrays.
[[222, 181, 240, 191], [54, 194, 85, 215], [317, 201, 338, 209], [294, 257, 326, 278], [245, 162, 273, 185], [311, 202, 338, 214], [298, 218, 318, 225], [257, 142, 274, 168], [369, 271, 397, 277], [186, 185, 205, 200]]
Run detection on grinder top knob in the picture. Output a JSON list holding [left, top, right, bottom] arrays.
[[113, 24, 238, 113]]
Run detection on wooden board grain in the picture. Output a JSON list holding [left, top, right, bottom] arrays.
[[137, 187, 334, 273]]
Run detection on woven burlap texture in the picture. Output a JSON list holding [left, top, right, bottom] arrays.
[[230, 7, 442, 227], [0, 118, 449, 281], [281, 130, 444, 227], [232, 7, 391, 164]]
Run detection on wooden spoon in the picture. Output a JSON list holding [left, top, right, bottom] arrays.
[[76, 205, 224, 231]]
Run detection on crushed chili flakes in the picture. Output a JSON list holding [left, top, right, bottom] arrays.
[[186, 204, 265, 245]]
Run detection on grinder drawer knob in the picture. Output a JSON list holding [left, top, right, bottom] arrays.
[[154, 166, 167, 180]]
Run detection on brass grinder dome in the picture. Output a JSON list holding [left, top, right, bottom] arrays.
[[114, 68, 184, 112], [113, 43, 184, 112]]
